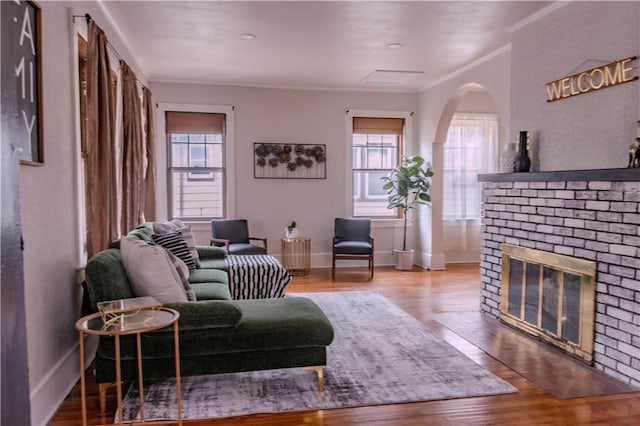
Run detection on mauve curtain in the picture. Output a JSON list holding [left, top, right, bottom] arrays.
[[120, 61, 144, 233], [142, 87, 156, 221], [85, 22, 117, 257]]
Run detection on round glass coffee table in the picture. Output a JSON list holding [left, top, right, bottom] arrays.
[[76, 304, 182, 425]]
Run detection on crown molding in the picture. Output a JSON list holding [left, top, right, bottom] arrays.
[[508, 1, 572, 33], [420, 43, 512, 91]]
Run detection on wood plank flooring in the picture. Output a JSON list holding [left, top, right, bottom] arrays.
[[49, 264, 640, 425]]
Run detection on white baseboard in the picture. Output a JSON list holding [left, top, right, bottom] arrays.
[[30, 335, 97, 426], [444, 250, 481, 264], [279, 251, 446, 270], [417, 252, 446, 270]]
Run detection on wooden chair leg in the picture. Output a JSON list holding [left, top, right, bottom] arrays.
[[332, 255, 336, 279]]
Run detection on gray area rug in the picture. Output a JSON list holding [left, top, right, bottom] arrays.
[[120, 291, 517, 421]]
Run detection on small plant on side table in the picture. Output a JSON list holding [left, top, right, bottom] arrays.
[[285, 220, 298, 238]]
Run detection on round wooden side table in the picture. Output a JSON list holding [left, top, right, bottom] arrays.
[[76, 306, 182, 425], [281, 237, 311, 275]]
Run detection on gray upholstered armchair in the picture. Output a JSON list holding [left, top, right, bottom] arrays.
[[211, 219, 268, 255], [332, 218, 374, 279]]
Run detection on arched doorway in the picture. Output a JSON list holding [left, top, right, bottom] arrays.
[[436, 84, 503, 264]]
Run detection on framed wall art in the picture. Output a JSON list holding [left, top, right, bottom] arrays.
[[254, 143, 326, 179], [1, 0, 44, 165]]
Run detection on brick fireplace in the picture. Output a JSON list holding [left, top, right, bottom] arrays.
[[478, 168, 640, 387]]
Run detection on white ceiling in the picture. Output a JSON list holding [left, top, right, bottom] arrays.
[[100, 1, 554, 92]]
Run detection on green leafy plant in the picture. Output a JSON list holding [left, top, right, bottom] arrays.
[[287, 220, 297, 232], [381, 155, 434, 251]]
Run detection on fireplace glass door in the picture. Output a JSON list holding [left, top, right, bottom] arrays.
[[501, 244, 596, 362]]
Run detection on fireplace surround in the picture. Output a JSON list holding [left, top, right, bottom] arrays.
[[478, 168, 640, 386]]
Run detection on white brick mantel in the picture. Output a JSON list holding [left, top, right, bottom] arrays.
[[478, 168, 640, 387]]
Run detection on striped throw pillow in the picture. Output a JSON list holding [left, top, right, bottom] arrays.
[[153, 220, 201, 268], [152, 231, 197, 270]]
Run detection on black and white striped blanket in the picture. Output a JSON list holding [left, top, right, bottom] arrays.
[[225, 255, 292, 299]]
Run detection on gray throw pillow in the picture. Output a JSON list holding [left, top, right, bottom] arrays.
[[120, 236, 189, 303], [166, 251, 197, 301]]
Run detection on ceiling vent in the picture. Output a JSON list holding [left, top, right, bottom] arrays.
[[362, 70, 425, 85]]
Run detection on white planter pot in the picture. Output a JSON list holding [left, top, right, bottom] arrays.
[[285, 228, 299, 239], [394, 249, 415, 270]]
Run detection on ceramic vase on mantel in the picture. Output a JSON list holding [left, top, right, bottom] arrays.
[[514, 131, 531, 173], [499, 143, 518, 173]]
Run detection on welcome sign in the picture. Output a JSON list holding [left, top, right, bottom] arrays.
[[545, 56, 637, 102]]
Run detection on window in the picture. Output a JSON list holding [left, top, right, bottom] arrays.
[[352, 117, 403, 217], [443, 114, 498, 220], [167, 112, 226, 219]]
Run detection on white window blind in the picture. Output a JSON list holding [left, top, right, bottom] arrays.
[[166, 111, 226, 219], [352, 117, 403, 217]]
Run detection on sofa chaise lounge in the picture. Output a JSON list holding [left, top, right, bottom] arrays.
[[84, 223, 334, 411]]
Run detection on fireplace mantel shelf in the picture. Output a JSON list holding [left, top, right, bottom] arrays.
[[478, 168, 639, 183]]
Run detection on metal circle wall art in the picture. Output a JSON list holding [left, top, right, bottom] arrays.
[[254, 143, 326, 179]]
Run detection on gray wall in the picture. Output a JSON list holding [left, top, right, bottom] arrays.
[[20, 2, 148, 423], [510, 1, 640, 171], [455, 91, 499, 114], [151, 83, 419, 267]]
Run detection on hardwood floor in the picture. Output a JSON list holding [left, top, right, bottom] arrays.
[[49, 264, 640, 425]]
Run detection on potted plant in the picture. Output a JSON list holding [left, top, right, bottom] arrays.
[[381, 155, 434, 270], [285, 220, 298, 239]]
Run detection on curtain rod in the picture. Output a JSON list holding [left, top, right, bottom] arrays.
[[72, 13, 149, 91]]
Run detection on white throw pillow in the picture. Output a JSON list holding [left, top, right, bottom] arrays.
[[121, 236, 189, 303]]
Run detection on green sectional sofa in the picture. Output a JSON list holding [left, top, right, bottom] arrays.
[[84, 223, 334, 411]]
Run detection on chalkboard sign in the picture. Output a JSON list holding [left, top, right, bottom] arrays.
[[1, 1, 43, 165]]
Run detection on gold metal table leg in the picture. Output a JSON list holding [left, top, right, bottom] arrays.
[[136, 333, 145, 422], [115, 335, 123, 425], [79, 331, 87, 426], [174, 322, 182, 425]]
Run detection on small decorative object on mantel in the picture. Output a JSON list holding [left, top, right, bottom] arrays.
[[285, 220, 298, 239], [499, 143, 518, 173], [514, 131, 531, 173], [629, 120, 640, 168], [254, 143, 326, 179]]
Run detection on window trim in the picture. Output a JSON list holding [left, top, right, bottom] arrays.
[[345, 109, 413, 219], [156, 103, 235, 222]]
